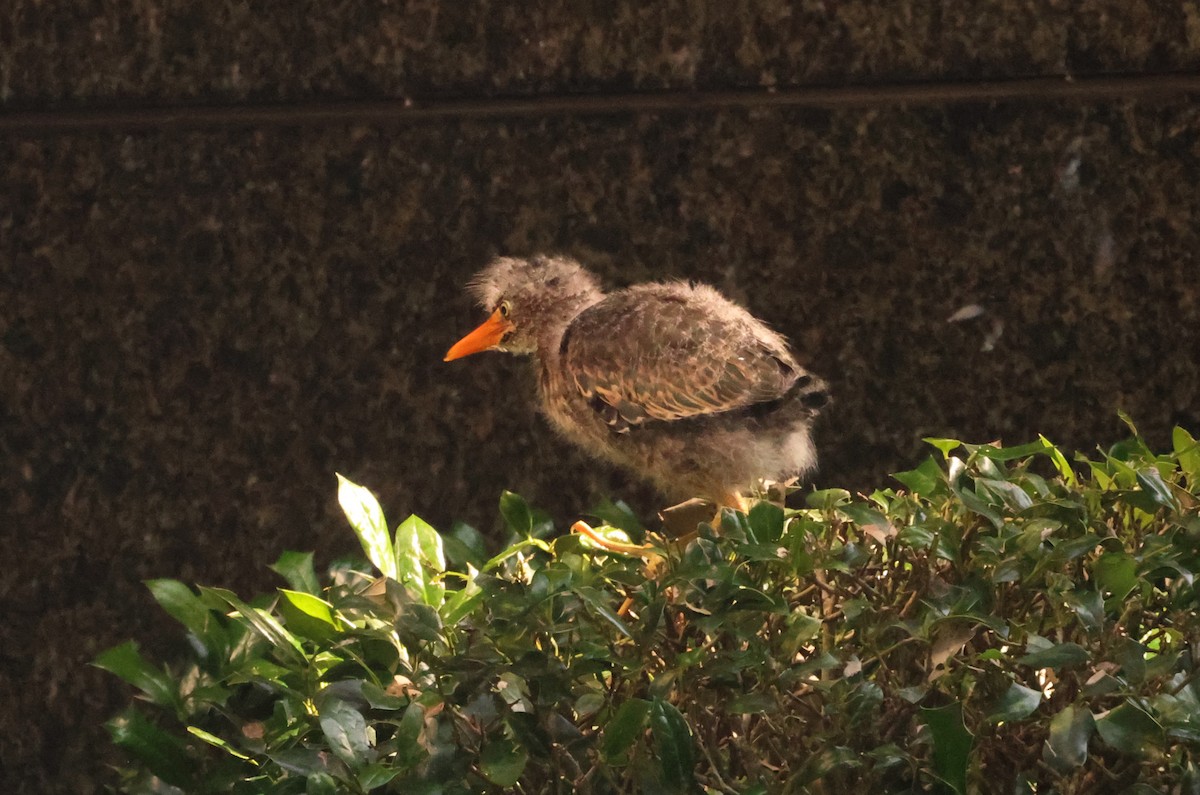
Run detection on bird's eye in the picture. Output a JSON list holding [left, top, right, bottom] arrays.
[[497, 301, 511, 318]]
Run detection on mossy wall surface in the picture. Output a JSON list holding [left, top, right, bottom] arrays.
[[2, 4, 1199, 791]]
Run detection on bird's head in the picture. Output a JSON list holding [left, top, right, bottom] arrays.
[[444, 255, 604, 361]]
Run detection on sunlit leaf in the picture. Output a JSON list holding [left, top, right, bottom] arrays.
[[924, 437, 962, 458], [1135, 467, 1178, 510], [806, 488, 852, 510], [187, 726, 253, 760], [1039, 434, 1077, 485], [395, 514, 445, 606], [974, 440, 1058, 461], [277, 589, 340, 642], [336, 474, 397, 581], [202, 587, 306, 666], [590, 498, 647, 540], [1174, 426, 1200, 487]]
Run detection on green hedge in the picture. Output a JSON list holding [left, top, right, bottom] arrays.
[[98, 425, 1200, 793]]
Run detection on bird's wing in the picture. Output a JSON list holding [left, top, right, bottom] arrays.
[[561, 285, 801, 428]]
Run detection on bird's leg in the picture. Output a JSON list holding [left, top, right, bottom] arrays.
[[570, 520, 663, 617], [717, 491, 750, 514], [569, 520, 654, 555], [714, 492, 751, 529]]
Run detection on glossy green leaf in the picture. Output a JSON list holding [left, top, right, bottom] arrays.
[[93, 642, 179, 710], [603, 698, 651, 761], [358, 763, 401, 790], [480, 738, 527, 787], [892, 456, 944, 497], [279, 589, 336, 625], [499, 490, 533, 535], [391, 703, 428, 770], [577, 586, 633, 639], [395, 513, 445, 606], [919, 702, 972, 795], [747, 500, 785, 543], [145, 579, 227, 658], [186, 726, 252, 760], [974, 439, 1060, 461], [270, 551, 320, 595], [336, 474, 397, 581], [270, 748, 331, 776], [105, 707, 194, 788], [649, 699, 695, 793], [590, 498, 647, 540], [977, 478, 1034, 511], [1064, 589, 1105, 633], [202, 586, 306, 666], [1093, 552, 1138, 602], [306, 772, 338, 795], [1043, 704, 1094, 773], [727, 692, 776, 715], [988, 682, 1042, 724], [1095, 703, 1163, 753], [278, 589, 340, 642], [1113, 637, 1148, 685], [1135, 467, 1178, 510], [319, 699, 373, 768], [924, 437, 962, 458], [443, 521, 487, 568], [1174, 426, 1200, 486], [1017, 642, 1090, 669], [838, 502, 892, 540], [1039, 434, 1077, 485]]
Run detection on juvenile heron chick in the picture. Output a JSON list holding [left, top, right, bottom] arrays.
[[445, 255, 830, 509]]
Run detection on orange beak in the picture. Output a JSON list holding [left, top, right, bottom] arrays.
[[444, 309, 515, 361]]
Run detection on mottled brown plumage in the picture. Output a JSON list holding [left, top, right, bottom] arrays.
[[445, 255, 830, 507]]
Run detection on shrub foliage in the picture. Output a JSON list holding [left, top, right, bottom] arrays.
[[98, 426, 1200, 793]]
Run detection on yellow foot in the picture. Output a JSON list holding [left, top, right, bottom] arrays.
[[570, 520, 654, 555], [570, 520, 665, 584]]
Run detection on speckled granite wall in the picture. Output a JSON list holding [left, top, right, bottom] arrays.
[[3, 3, 1200, 792], [6, 1, 1200, 103]]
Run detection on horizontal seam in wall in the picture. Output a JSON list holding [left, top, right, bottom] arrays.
[[1, 72, 1198, 134]]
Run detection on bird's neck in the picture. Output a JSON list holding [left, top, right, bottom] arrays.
[[535, 321, 571, 375]]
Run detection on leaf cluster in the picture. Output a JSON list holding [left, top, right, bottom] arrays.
[[98, 428, 1200, 793]]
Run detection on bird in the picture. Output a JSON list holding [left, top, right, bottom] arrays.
[[444, 255, 830, 513]]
